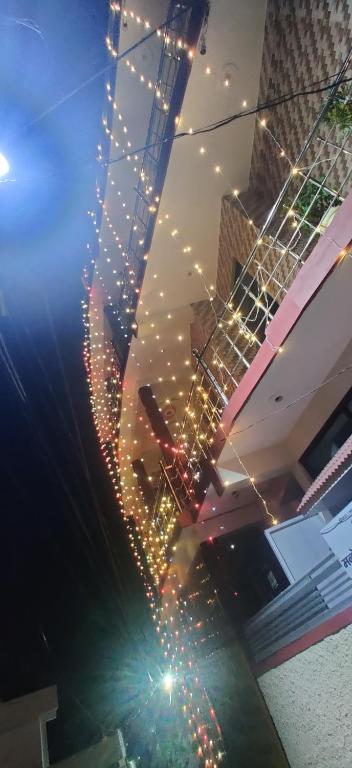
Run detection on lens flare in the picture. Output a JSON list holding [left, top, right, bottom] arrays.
[[162, 672, 174, 693], [0, 153, 10, 178]]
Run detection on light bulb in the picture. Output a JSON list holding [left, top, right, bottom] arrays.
[[0, 152, 10, 177]]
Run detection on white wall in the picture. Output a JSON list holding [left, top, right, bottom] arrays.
[[258, 625, 352, 768], [288, 339, 352, 463], [0, 687, 57, 768]]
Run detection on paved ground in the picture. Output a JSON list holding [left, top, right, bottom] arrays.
[[199, 638, 289, 768]]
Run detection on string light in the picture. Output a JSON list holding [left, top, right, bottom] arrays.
[[83, 7, 352, 765], [84, 5, 228, 760], [109, 2, 187, 49], [142, 106, 345, 526]]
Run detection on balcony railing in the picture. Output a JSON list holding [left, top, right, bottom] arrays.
[[136, 473, 180, 586], [244, 553, 352, 664], [87, 2, 207, 566], [108, 54, 352, 584], [114, 0, 206, 356], [169, 73, 352, 506]]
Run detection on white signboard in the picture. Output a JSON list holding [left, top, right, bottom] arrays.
[[321, 502, 352, 579], [265, 512, 330, 584]]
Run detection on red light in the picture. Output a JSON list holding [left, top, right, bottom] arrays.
[[208, 536, 213, 543]]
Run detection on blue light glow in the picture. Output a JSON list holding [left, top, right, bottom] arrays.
[[0, 153, 10, 177]]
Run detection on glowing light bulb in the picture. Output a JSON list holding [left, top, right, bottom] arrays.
[[0, 152, 9, 177], [162, 671, 174, 692]]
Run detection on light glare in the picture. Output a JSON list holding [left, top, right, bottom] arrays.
[[0, 153, 9, 178], [162, 672, 174, 692]]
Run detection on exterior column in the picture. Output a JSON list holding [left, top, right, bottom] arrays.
[[131, 459, 156, 510], [138, 385, 176, 464]]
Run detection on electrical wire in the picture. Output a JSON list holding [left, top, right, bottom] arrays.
[[25, 0, 204, 131], [8, 289, 140, 619], [228, 362, 352, 440], [0, 15, 45, 40], [0, 332, 27, 402], [0, 324, 113, 585], [9, 72, 351, 187], [43, 297, 93, 478], [106, 73, 352, 166]]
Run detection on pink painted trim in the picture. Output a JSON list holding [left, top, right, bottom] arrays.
[[298, 435, 352, 513], [255, 604, 352, 677], [211, 190, 352, 457]]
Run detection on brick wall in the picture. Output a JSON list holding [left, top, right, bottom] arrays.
[[191, 0, 352, 356], [250, 0, 352, 213], [191, 198, 256, 355]]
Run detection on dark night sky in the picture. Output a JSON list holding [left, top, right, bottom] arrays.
[[0, 1, 150, 759]]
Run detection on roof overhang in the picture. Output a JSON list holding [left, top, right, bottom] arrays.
[[199, 192, 352, 526]]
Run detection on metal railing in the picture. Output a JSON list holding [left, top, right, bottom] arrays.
[[170, 70, 352, 503], [89, 1, 206, 551], [107, 2, 206, 583], [138, 473, 180, 586], [244, 553, 352, 663], [115, 0, 205, 351]]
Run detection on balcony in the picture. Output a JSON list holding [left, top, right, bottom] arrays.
[[88, 3, 352, 588], [117, 76, 352, 590], [85, 7, 352, 766], [85, 0, 207, 517], [167, 77, 352, 518]]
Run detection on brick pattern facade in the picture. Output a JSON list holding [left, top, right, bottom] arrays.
[[191, 0, 352, 362], [190, 198, 256, 356], [251, 0, 352, 212]]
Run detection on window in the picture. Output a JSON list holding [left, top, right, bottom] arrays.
[[233, 261, 278, 344], [301, 388, 352, 479]]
